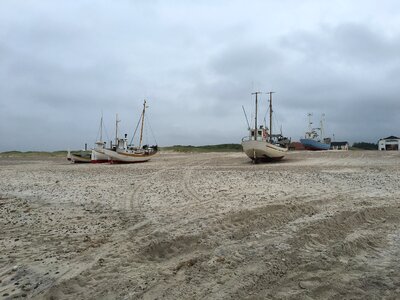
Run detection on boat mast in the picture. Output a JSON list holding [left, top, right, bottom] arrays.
[[307, 112, 313, 138], [268, 91, 274, 142], [115, 113, 120, 145], [139, 99, 147, 148], [251, 92, 261, 141], [307, 113, 313, 131], [100, 113, 103, 142], [320, 113, 325, 139]]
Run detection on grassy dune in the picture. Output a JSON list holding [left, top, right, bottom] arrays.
[[0, 144, 243, 157], [0, 151, 68, 158], [161, 144, 242, 153]]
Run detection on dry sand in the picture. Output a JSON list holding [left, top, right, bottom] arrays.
[[1, 150, 400, 299]]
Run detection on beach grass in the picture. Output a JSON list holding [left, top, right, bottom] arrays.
[[161, 144, 243, 153], [0, 151, 68, 158], [0, 144, 243, 157]]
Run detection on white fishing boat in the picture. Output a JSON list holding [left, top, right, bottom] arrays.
[[103, 146, 157, 163], [91, 142, 109, 163], [241, 91, 288, 163], [104, 100, 158, 163]]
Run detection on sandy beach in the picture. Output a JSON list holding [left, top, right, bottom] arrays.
[[1, 150, 400, 299]]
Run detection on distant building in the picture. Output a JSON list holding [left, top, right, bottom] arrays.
[[378, 136, 400, 151], [330, 141, 349, 150]]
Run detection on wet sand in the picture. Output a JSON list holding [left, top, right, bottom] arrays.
[[1, 150, 400, 299]]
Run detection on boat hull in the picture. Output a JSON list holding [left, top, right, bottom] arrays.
[[91, 149, 109, 163], [242, 140, 287, 161], [300, 139, 330, 151], [69, 153, 91, 163], [103, 148, 157, 163]]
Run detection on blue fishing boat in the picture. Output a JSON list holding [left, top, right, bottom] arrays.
[[300, 138, 330, 150], [300, 113, 331, 151]]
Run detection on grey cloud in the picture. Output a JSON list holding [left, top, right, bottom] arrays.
[[1, 2, 400, 150], [281, 23, 400, 65], [211, 44, 282, 78]]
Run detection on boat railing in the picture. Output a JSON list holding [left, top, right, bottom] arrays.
[[242, 136, 264, 142]]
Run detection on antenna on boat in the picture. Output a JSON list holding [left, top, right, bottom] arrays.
[[139, 99, 147, 148], [100, 111, 103, 142], [267, 91, 275, 143], [242, 105, 250, 130], [320, 113, 325, 139], [251, 92, 261, 140], [307, 113, 313, 133]]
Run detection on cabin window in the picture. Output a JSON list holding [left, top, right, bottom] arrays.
[[251, 130, 263, 138]]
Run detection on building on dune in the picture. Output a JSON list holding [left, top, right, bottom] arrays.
[[378, 136, 400, 151], [330, 141, 349, 150]]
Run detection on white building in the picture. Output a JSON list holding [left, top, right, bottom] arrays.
[[330, 141, 349, 150], [378, 136, 400, 151]]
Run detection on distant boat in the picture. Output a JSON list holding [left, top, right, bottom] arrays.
[[91, 114, 109, 163], [103, 99, 158, 163], [67, 148, 91, 163], [68, 115, 109, 164], [241, 91, 288, 163], [300, 113, 331, 150]]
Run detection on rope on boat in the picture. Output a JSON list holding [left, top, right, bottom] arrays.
[[130, 115, 142, 145], [146, 112, 158, 146]]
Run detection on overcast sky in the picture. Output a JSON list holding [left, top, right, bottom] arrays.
[[1, 0, 400, 151]]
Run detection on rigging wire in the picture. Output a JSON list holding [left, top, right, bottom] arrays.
[[146, 112, 158, 145], [263, 93, 285, 136], [145, 118, 149, 146], [94, 113, 111, 144], [103, 124, 110, 144], [274, 112, 282, 135], [265, 103, 270, 130], [263, 97, 267, 128], [95, 122, 101, 142], [130, 115, 142, 145]]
